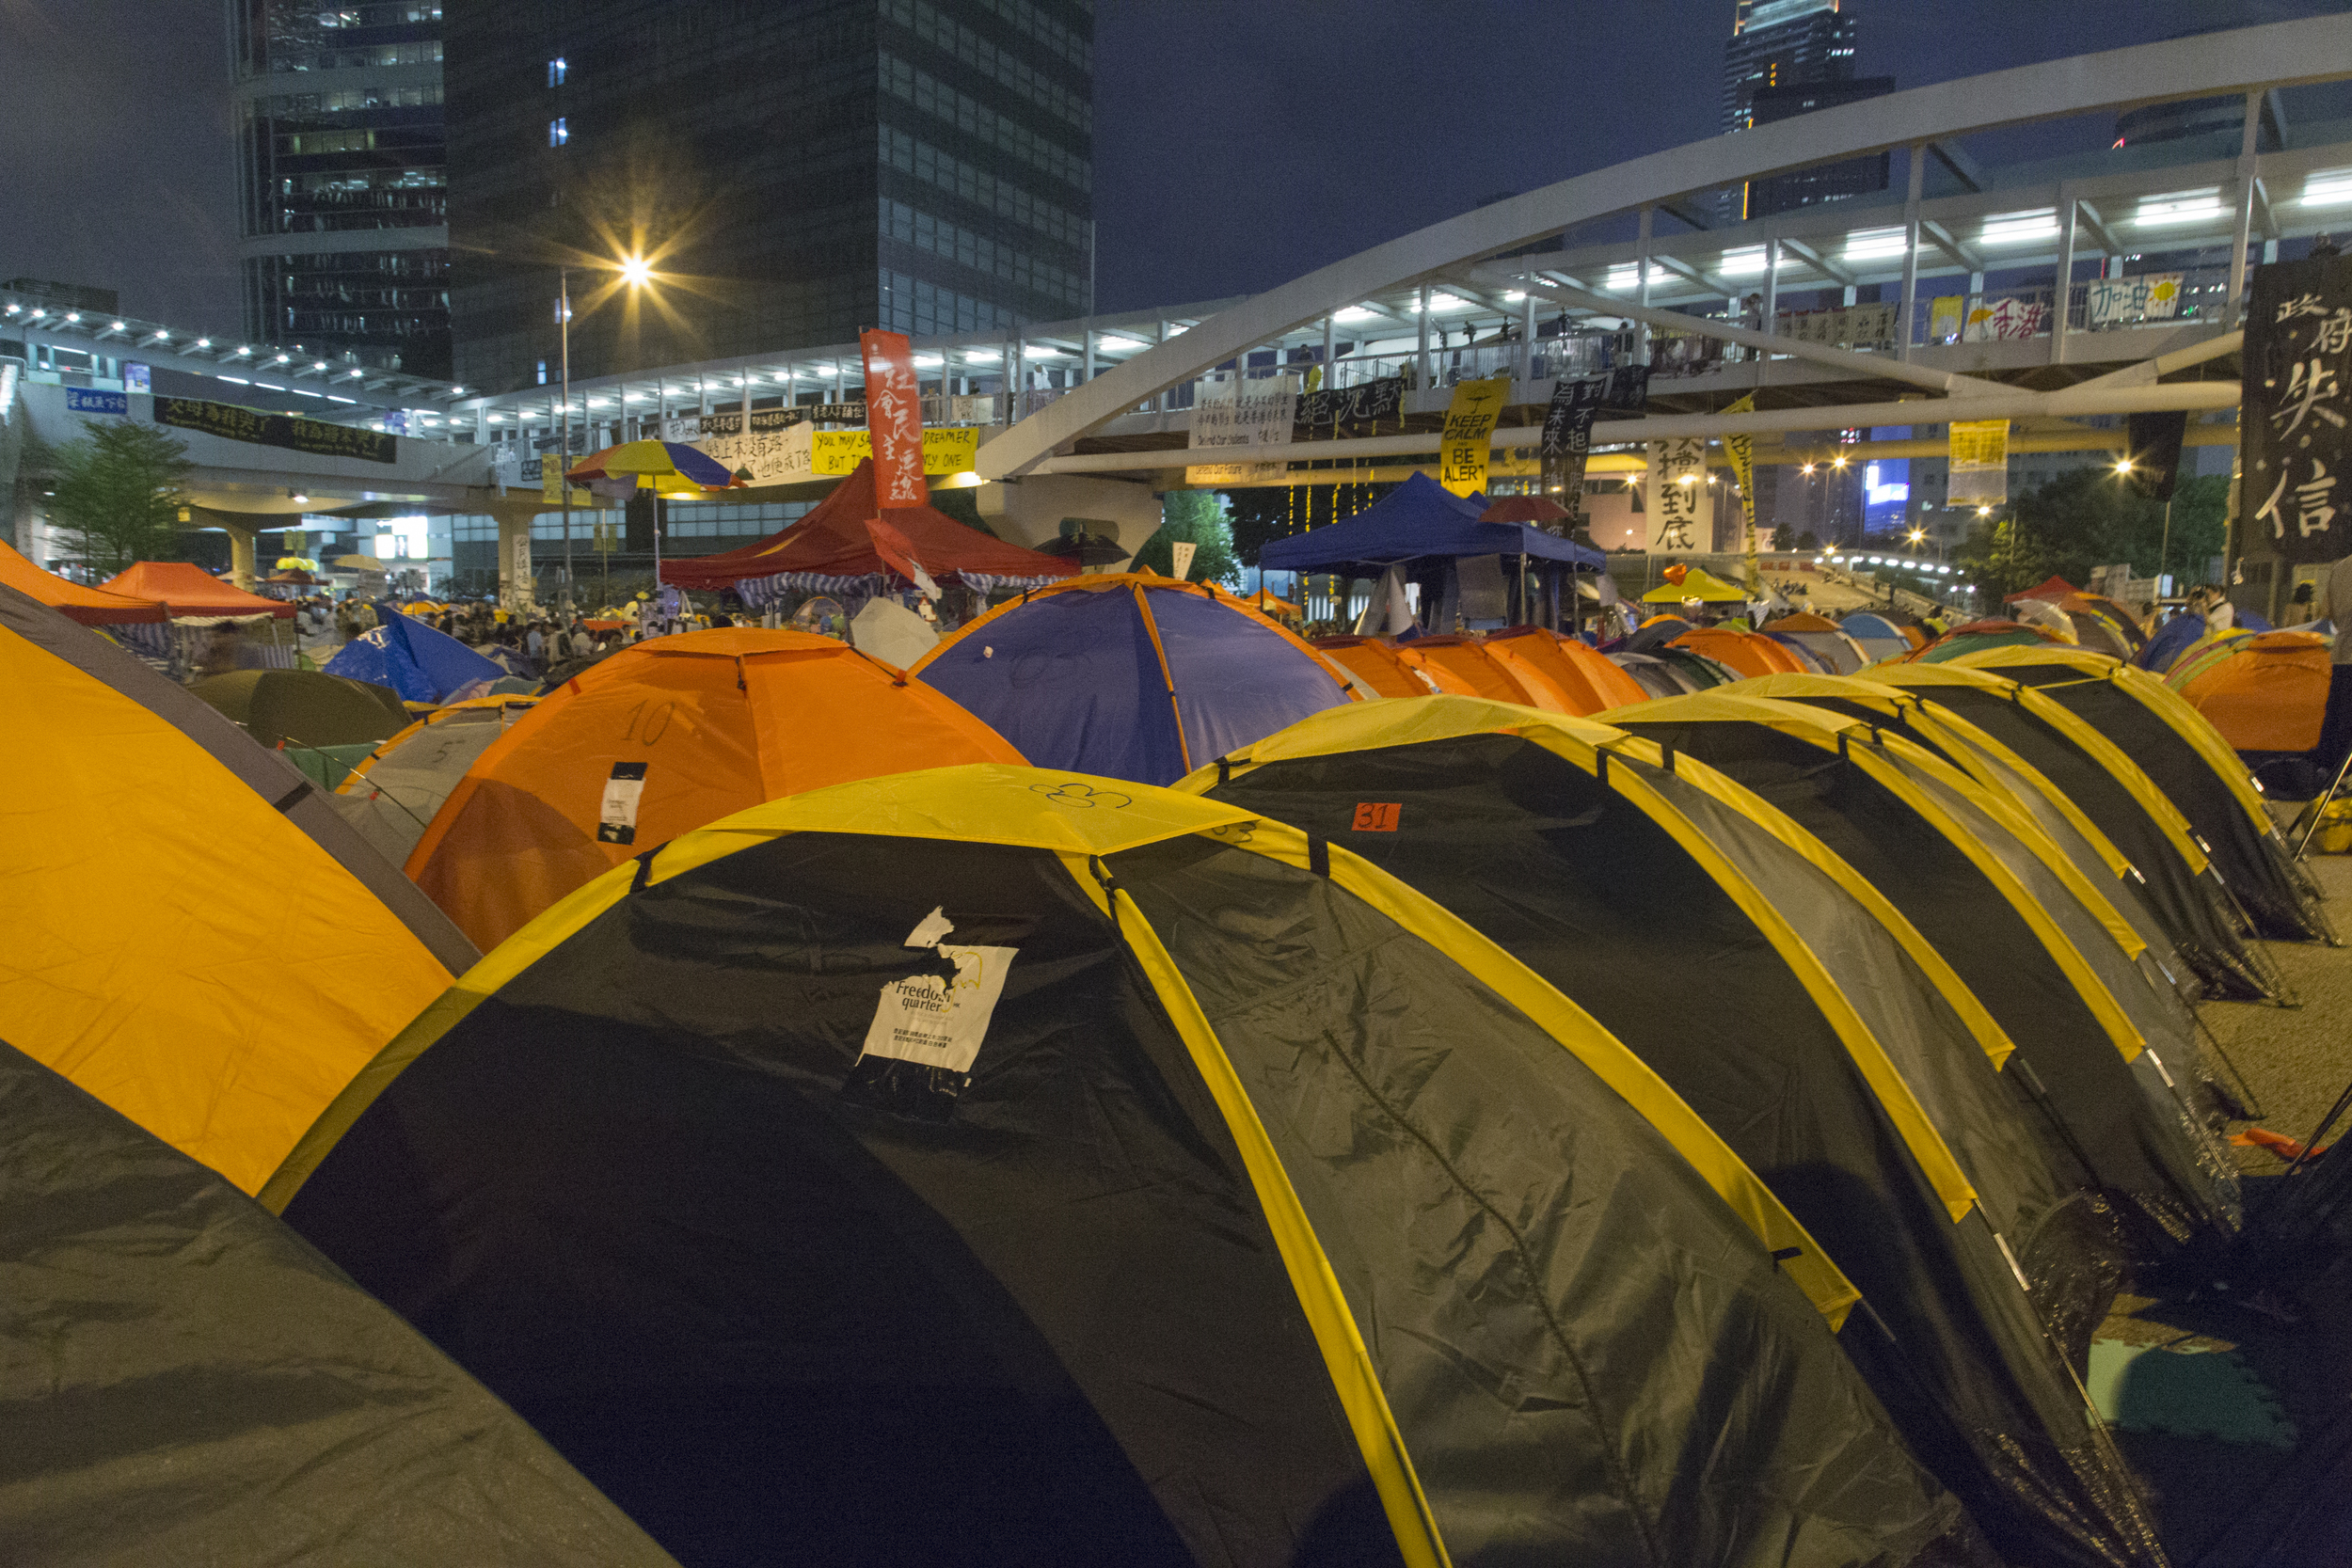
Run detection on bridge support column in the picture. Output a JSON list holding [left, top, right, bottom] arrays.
[[223, 523, 258, 591], [487, 500, 540, 611], [975, 475, 1163, 566]]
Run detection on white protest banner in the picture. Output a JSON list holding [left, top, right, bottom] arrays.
[[1187, 373, 1298, 485], [1645, 438, 1711, 554]]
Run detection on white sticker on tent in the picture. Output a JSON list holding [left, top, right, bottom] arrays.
[[596, 762, 647, 845], [904, 906, 956, 947], [860, 944, 1018, 1074]]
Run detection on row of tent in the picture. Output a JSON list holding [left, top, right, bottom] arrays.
[[8, 539, 2340, 1563]]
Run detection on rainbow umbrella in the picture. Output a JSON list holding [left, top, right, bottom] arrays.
[[565, 440, 746, 499]]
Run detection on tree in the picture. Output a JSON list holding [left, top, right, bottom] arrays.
[[47, 420, 193, 573], [1795, 530, 1820, 551], [1771, 522, 1795, 550], [1951, 465, 2230, 601], [1132, 490, 1243, 583]]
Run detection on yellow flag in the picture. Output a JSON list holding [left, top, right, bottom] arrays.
[[1438, 376, 1511, 496], [1720, 393, 1759, 585]]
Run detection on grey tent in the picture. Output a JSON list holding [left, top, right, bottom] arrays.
[[332, 697, 537, 867], [0, 1037, 675, 1566]]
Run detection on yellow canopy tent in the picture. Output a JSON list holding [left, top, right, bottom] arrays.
[[1641, 566, 1749, 603]]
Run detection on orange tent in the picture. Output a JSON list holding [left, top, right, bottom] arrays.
[[1312, 636, 1440, 698], [1669, 626, 1807, 677], [1391, 635, 1546, 705], [102, 562, 296, 620], [0, 541, 167, 626], [2169, 630, 2330, 753], [407, 629, 1025, 952], [1482, 627, 1649, 714]]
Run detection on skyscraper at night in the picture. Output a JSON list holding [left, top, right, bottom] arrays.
[[1720, 0, 1886, 222], [227, 1, 452, 378], [442, 0, 1095, 397]]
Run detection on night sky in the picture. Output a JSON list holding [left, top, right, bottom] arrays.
[[2, 0, 2344, 340]]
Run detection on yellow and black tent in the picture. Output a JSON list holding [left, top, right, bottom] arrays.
[[1599, 691, 2240, 1263], [1175, 697, 2162, 1568], [0, 1037, 676, 1566], [0, 582, 474, 1196], [1952, 647, 2332, 944], [1865, 662, 2278, 1002], [261, 765, 1982, 1568]]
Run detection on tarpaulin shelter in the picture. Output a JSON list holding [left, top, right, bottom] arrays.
[[1177, 697, 2159, 1567], [1763, 610, 1870, 674], [191, 667, 412, 749], [332, 695, 538, 868], [1955, 647, 2331, 942], [1600, 692, 2241, 1264], [1732, 672, 2201, 1003], [909, 574, 1356, 785], [1259, 471, 1606, 629], [0, 1038, 677, 1568], [1310, 635, 1441, 698], [0, 539, 166, 626], [1481, 625, 1648, 712], [1840, 610, 1916, 664], [0, 581, 470, 1196], [1909, 619, 2069, 663], [408, 628, 1020, 953], [1866, 662, 2276, 1002], [324, 605, 506, 703], [1669, 625, 1809, 676], [2166, 630, 2329, 753], [101, 560, 296, 620], [265, 764, 1980, 1568], [659, 458, 1073, 603], [2137, 613, 2212, 674]]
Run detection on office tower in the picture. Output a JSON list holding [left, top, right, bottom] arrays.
[[226, 0, 452, 378], [1719, 0, 1867, 223], [1745, 75, 1894, 217], [443, 0, 1096, 397]]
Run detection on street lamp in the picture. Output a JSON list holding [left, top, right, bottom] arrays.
[[557, 253, 660, 608]]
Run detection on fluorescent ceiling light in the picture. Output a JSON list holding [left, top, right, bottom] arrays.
[[1332, 306, 1381, 324], [962, 349, 1000, 362], [1413, 293, 1473, 312], [327, 394, 357, 404], [2303, 167, 2352, 207], [913, 355, 943, 368], [1502, 290, 1527, 302], [2135, 187, 2224, 226], [1096, 336, 1147, 352], [217, 375, 249, 384], [1979, 208, 2058, 245], [1842, 227, 1910, 261], [1604, 263, 1669, 290], [1718, 246, 1769, 277]]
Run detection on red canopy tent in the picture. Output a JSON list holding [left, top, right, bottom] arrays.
[[2003, 575, 2081, 604], [0, 541, 167, 626], [103, 562, 298, 620], [660, 459, 1076, 599]]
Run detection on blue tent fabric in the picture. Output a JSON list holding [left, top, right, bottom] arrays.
[[323, 610, 502, 703], [2137, 614, 2210, 673], [1840, 612, 1905, 643], [1260, 471, 1606, 575], [914, 585, 1349, 784]]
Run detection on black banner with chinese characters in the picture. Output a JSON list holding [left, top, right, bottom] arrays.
[[153, 396, 398, 465], [2244, 254, 2352, 563], [1602, 363, 1650, 413], [1295, 376, 1406, 432], [673, 404, 864, 436], [1539, 377, 1606, 531]]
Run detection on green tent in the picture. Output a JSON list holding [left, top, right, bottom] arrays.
[[190, 667, 411, 750]]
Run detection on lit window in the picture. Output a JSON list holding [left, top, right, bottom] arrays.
[[537, 360, 549, 385], [548, 118, 568, 147], [548, 57, 566, 87]]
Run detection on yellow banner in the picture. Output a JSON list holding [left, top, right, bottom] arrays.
[[539, 454, 592, 506], [1721, 394, 1758, 585], [1438, 376, 1511, 496], [772, 425, 981, 482]]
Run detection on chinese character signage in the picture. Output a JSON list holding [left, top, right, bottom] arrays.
[[1645, 438, 1711, 554], [539, 454, 593, 505], [1295, 375, 1405, 431], [860, 329, 929, 509], [1962, 297, 2049, 341], [2086, 274, 2182, 328], [1947, 420, 2010, 506], [1187, 372, 1297, 486], [2245, 254, 2352, 564], [153, 396, 398, 464], [1721, 393, 1757, 562], [65, 388, 127, 416], [1438, 376, 1510, 496], [761, 423, 981, 483], [1540, 377, 1605, 530]]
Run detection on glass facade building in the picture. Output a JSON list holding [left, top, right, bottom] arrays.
[[1718, 0, 1868, 223], [228, 1, 453, 378], [444, 0, 1093, 397]]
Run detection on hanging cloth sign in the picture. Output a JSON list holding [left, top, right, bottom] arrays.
[[1721, 393, 1759, 580], [1645, 437, 1711, 554], [1438, 375, 1511, 496], [1947, 420, 2010, 506], [1540, 377, 1604, 528], [860, 328, 930, 508], [2244, 254, 2352, 564]]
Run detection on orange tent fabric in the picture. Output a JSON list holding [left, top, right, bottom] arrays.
[[2004, 575, 2080, 604], [407, 628, 1025, 952], [0, 541, 167, 626], [1761, 611, 1840, 633], [1669, 626, 1807, 677], [102, 562, 296, 619], [1483, 627, 1649, 714], [2170, 631, 2330, 753], [1312, 636, 1439, 698], [1389, 636, 1544, 705]]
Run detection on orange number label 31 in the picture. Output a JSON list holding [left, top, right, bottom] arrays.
[[1351, 802, 1403, 832]]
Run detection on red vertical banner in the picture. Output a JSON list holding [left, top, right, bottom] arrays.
[[859, 328, 928, 509]]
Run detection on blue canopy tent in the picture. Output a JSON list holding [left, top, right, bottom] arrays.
[[1259, 472, 1609, 631], [323, 609, 503, 704]]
